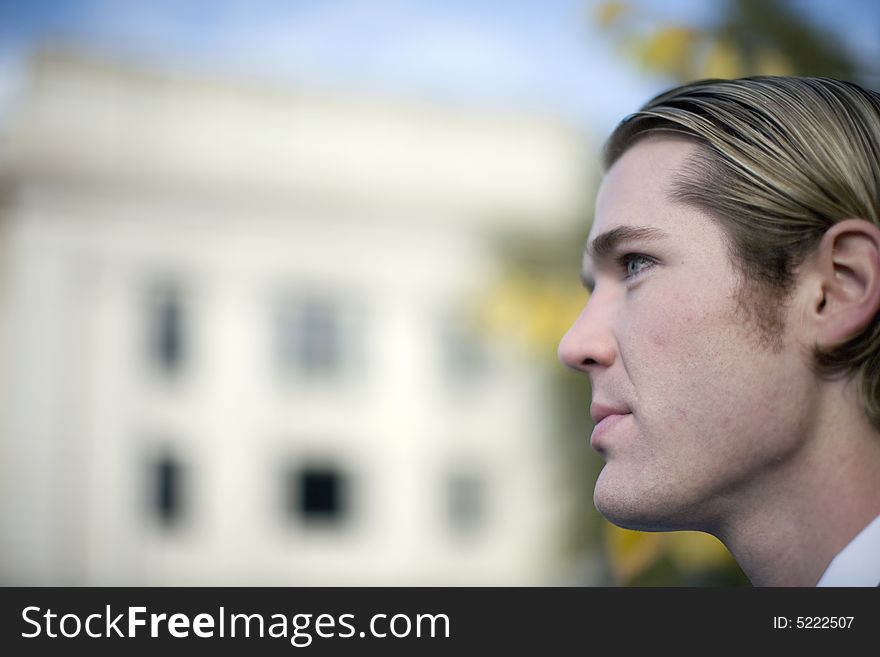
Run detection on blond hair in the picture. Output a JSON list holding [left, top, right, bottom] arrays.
[[604, 76, 880, 428]]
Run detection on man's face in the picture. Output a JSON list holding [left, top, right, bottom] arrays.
[[558, 137, 814, 533]]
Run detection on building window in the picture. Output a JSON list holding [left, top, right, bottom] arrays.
[[446, 468, 486, 536], [152, 452, 185, 527], [286, 464, 348, 525], [148, 285, 185, 376], [277, 296, 348, 379]]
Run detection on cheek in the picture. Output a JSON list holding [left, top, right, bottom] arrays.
[[621, 287, 750, 418], [621, 289, 806, 458], [622, 290, 723, 388]]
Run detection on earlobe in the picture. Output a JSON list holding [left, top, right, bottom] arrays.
[[814, 219, 880, 350]]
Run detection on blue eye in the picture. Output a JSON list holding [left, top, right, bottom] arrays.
[[621, 254, 654, 280]]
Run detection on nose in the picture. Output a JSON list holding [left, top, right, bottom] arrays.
[[557, 294, 617, 374]]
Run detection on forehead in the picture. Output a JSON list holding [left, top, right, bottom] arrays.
[[591, 136, 702, 241]]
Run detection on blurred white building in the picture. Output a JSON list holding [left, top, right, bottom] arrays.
[[0, 51, 589, 585]]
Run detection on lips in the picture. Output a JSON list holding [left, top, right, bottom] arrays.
[[589, 402, 632, 453], [590, 402, 631, 424]]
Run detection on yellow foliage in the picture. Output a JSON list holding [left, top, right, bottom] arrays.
[[480, 275, 526, 337], [701, 41, 793, 79], [753, 47, 794, 76], [480, 274, 587, 356], [526, 278, 587, 351], [605, 522, 737, 584], [639, 26, 700, 77], [604, 522, 667, 583], [702, 39, 746, 79], [596, 1, 628, 30], [666, 531, 734, 571]]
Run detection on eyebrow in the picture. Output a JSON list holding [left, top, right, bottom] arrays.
[[581, 226, 670, 289]]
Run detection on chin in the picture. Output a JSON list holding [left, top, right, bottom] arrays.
[[595, 501, 666, 532], [593, 473, 693, 532], [594, 478, 651, 530]]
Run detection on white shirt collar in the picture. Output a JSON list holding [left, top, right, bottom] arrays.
[[816, 513, 880, 586]]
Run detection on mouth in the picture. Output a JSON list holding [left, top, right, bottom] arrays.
[[589, 403, 632, 454], [590, 402, 631, 425]]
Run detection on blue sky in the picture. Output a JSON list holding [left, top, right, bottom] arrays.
[[0, 0, 877, 138]]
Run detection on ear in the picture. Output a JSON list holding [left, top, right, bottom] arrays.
[[810, 219, 880, 350]]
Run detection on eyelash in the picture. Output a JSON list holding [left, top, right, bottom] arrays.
[[618, 253, 656, 281]]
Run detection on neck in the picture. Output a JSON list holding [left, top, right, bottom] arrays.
[[715, 384, 880, 586]]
